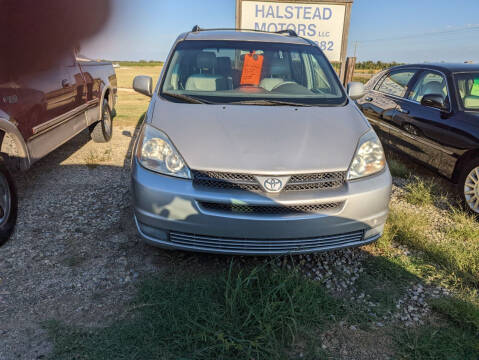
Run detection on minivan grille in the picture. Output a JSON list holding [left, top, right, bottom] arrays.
[[192, 170, 346, 192], [193, 171, 261, 191], [198, 201, 344, 215], [285, 172, 346, 191]]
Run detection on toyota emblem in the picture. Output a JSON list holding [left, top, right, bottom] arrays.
[[263, 178, 283, 192]]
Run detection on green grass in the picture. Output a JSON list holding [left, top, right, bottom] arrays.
[[396, 322, 479, 360], [354, 256, 417, 318], [404, 177, 437, 206], [114, 91, 149, 126], [387, 207, 479, 286], [446, 209, 479, 243], [46, 250, 479, 359], [46, 263, 343, 360], [370, 209, 479, 358], [388, 158, 410, 179], [113, 65, 162, 126], [431, 295, 479, 333]]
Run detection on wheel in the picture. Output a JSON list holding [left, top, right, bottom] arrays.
[[0, 157, 17, 246], [90, 99, 113, 143], [459, 159, 479, 216]]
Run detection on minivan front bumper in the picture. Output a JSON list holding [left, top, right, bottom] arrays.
[[131, 158, 392, 255]]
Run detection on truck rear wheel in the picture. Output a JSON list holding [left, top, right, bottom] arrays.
[[0, 156, 17, 246], [90, 99, 113, 143]]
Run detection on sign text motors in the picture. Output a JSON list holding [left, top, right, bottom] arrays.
[[239, 1, 347, 62]]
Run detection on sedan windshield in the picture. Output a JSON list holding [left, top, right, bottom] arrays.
[[455, 72, 479, 111], [160, 40, 346, 106]]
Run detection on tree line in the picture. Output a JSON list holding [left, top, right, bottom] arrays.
[[114, 60, 164, 66], [355, 61, 405, 70]]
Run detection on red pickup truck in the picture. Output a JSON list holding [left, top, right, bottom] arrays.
[[0, 51, 117, 244]]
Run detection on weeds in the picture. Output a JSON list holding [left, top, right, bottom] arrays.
[[388, 158, 410, 179], [387, 207, 479, 286], [404, 177, 437, 206], [431, 295, 479, 333], [46, 263, 343, 360], [397, 322, 479, 360], [84, 148, 113, 168], [445, 209, 479, 243]]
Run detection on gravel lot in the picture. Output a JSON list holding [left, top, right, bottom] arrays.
[[0, 125, 158, 359], [0, 123, 462, 359]]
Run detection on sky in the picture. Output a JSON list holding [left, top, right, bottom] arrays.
[[82, 0, 479, 63]]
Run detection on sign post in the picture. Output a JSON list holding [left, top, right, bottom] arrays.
[[236, 0, 353, 84]]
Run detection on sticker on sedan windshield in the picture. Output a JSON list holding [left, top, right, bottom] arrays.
[[240, 52, 264, 86], [471, 78, 479, 96]]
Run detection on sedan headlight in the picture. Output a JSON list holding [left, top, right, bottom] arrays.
[[137, 124, 191, 179], [347, 130, 386, 180]]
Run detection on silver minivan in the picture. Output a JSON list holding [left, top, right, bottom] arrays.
[[131, 28, 392, 255]]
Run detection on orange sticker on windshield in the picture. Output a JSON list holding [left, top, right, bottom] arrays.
[[240, 53, 264, 86]]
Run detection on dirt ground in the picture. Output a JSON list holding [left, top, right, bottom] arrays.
[[0, 124, 163, 359]]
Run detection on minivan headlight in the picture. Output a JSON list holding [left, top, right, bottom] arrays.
[[347, 130, 386, 180], [137, 124, 191, 179]]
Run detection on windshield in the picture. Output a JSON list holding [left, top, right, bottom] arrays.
[[160, 40, 346, 106], [455, 72, 479, 111]]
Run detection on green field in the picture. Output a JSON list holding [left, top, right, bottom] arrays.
[[113, 65, 163, 126], [115, 65, 163, 89], [65, 65, 479, 359]]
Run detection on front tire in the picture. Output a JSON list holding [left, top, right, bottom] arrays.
[[90, 99, 113, 143], [0, 157, 17, 246], [459, 159, 479, 216]]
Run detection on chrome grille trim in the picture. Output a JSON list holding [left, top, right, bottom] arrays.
[[168, 230, 365, 254], [198, 201, 344, 215], [192, 170, 346, 192]]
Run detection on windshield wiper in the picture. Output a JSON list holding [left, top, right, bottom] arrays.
[[227, 99, 313, 107], [162, 92, 213, 104]]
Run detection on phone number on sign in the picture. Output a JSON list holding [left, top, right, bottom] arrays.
[[311, 41, 334, 51]]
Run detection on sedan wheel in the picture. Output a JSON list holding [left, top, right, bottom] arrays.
[[464, 166, 479, 214]]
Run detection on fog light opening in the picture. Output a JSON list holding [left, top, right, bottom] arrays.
[[364, 224, 385, 240]]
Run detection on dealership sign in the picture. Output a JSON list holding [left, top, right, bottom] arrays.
[[236, 0, 353, 63]]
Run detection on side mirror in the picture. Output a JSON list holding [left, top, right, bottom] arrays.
[[347, 82, 366, 100], [133, 75, 153, 97], [421, 94, 447, 111]]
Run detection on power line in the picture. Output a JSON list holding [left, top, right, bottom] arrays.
[[354, 25, 479, 44]]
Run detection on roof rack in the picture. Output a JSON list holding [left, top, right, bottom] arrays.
[[190, 26, 298, 37], [275, 29, 298, 37]]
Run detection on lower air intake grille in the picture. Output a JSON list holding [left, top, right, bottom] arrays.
[[198, 201, 344, 215], [168, 230, 365, 254]]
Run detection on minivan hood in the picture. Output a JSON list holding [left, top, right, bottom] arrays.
[[150, 98, 370, 174]]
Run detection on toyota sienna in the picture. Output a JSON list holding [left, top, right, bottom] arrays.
[[131, 27, 392, 255]]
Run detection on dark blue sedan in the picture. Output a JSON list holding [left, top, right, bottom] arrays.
[[357, 63, 479, 214]]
